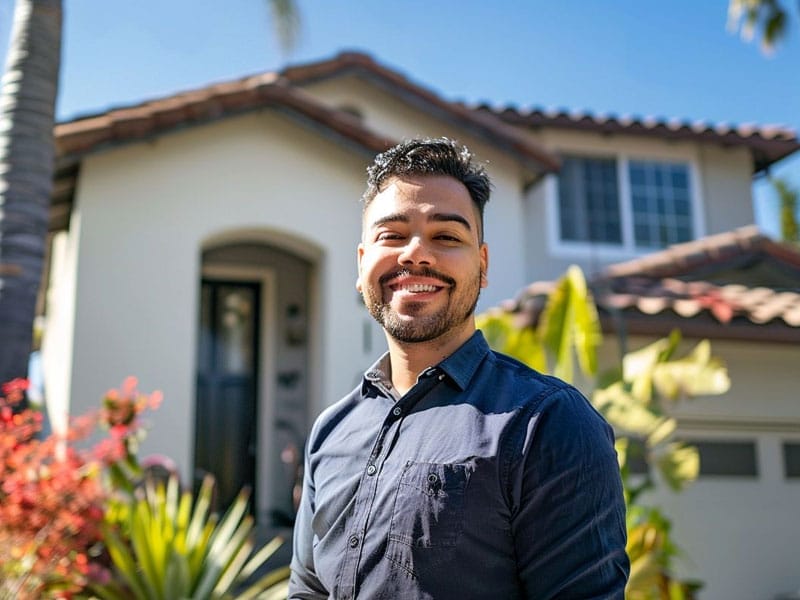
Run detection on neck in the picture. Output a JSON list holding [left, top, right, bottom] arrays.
[[385, 322, 475, 395]]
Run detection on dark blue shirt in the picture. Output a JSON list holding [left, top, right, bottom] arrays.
[[289, 331, 629, 599]]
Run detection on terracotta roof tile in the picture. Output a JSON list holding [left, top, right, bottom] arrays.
[[602, 226, 800, 280], [594, 278, 800, 327], [465, 104, 800, 173], [55, 75, 395, 160], [507, 228, 800, 343]]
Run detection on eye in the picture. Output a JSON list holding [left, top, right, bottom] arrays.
[[434, 233, 462, 243], [376, 231, 404, 242]]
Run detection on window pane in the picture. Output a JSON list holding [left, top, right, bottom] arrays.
[[217, 286, 256, 375], [671, 167, 688, 190], [628, 161, 693, 248], [558, 156, 621, 244], [629, 164, 645, 186]]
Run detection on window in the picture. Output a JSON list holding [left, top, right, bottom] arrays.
[[782, 442, 800, 479], [629, 161, 693, 248], [559, 157, 621, 244], [624, 437, 649, 475], [687, 440, 758, 477], [557, 155, 695, 251]]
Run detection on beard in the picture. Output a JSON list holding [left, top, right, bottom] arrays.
[[362, 267, 482, 343]]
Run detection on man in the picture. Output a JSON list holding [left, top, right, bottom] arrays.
[[289, 138, 629, 599]]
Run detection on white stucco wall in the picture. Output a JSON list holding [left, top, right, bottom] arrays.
[[57, 111, 375, 476], [696, 144, 755, 234], [600, 335, 800, 600], [40, 229, 80, 436], [657, 339, 800, 600]]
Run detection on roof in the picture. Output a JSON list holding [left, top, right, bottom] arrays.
[[50, 51, 561, 231], [51, 74, 398, 230], [510, 227, 800, 344], [55, 74, 394, 160], [466, 104, 800, 174]]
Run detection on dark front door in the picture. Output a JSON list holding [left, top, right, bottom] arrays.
[[195, 280, 260, 511]]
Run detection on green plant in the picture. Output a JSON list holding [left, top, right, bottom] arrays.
[[773, 177, 799, 244], [596, 332, 729, 600], [477, 266, 730, 600], [92, 473, 287, 600]]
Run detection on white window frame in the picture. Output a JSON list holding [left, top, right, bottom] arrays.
[[547, 148, 706, 260]]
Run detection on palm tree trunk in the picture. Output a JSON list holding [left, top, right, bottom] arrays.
[[0, 0, 62, 384]]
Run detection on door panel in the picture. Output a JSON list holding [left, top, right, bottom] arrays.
[[195, 281, 260, 511]]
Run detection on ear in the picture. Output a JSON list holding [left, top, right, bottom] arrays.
[[356, 242, 365, 292], [479, 243, 489, 289]]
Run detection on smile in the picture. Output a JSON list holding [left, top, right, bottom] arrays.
[[392, 283, 441, 293]]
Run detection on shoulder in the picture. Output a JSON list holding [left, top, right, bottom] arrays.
[[484, 351, 615, 456], [474, 349, 587, 414]]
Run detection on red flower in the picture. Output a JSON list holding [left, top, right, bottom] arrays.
[[0, 377, 163, 597]]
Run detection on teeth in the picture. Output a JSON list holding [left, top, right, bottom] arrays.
[[402, 284, 438, 293]]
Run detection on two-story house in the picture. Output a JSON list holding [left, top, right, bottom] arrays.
[[41, 52, 799, 599]]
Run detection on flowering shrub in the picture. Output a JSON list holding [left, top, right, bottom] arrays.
[[0, 377, 161, 599]]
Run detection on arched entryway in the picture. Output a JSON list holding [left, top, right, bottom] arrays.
[[195, 237, 316, 531]]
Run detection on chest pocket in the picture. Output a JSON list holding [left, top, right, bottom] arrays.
[[385, 461, 471, 575]]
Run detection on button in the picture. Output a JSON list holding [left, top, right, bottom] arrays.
[[392, 406, 402, 416], [427, 473, 439, 485], [366, 464, 377, 476], [438, 374, 445, 381], [348, 535, 360, 548]]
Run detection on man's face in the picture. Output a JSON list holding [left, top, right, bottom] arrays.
[[357, 174, 488, 344]]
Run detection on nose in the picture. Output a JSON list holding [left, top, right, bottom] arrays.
[[398, 235, 434, 266]]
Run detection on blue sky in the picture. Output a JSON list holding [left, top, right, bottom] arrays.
[[1, 0, 798, 234]]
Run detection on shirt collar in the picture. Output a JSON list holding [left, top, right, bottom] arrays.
[[437, 330, 490, 391], [361, 330, 490, 396], [361, 353, 394, 398]]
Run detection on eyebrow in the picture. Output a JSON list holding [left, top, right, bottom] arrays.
[[370, 212, 472, 231]]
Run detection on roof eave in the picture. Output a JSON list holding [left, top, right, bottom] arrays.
[[475, 106, 800, 174], [600, 310, 800, 344]]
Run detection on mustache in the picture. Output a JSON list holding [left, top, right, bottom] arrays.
[[379, 267, 456, 287]]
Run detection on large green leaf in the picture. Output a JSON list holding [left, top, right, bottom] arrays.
[[656, 442, 700, 492], [539, 265, 601, 383], [476, 311, 546, 371], [652, 340, 731, 400], [593, 382, 665, 436], [622, 333, 679, 404]]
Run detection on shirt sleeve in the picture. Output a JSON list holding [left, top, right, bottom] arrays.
[[287, 432, 329, 600], [511, 387, 629, 599]]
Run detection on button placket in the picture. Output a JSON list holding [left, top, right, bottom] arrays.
[[339, 374, 442, 597]]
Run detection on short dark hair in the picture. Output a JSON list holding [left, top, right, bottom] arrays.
[[363, 137, 492, 240]]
